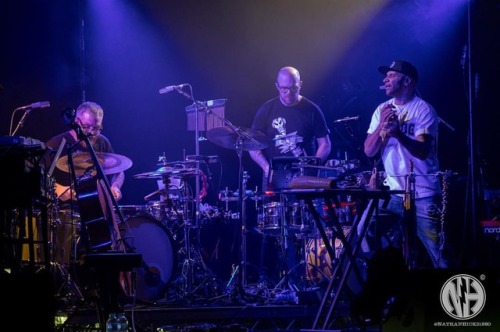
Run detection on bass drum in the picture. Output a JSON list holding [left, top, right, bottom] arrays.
[[121, 215, 177, 302]]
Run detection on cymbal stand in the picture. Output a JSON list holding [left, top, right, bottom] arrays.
[[226, 138, 249, 296], [162, 165, 221, 301], [240, 170, 250, 287], [180, 173, 195, 295], [165, 85, 206, 294], [167, 86, 226, 264]]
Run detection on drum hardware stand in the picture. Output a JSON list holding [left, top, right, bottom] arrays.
[[274, 197, 320, 292], [200, 109, 267, 293], [164, 85, 228, 296], [53, 259, 85, 306], [224, 168, 249, 299], [167, 172, 222, 301], [272, 159, 315, 291]]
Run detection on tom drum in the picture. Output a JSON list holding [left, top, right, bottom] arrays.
[[258, 202, 284, 236]]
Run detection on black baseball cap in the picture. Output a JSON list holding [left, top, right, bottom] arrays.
[[378, 60, 418, 81]]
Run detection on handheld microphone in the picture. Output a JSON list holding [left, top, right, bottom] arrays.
[[379, 85, 386, 90], [333, 116, 359, 123], [159, 83, 188, 94], [16, 101, 50, 111]]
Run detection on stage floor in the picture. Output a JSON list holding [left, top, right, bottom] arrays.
[[54, 283, 351, 332]]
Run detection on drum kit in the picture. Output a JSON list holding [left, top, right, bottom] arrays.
[[41, 118, 373, 305]]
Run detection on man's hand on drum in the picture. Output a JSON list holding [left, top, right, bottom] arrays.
[[111, 184, 122, 201], [55, 183, 74, 202]]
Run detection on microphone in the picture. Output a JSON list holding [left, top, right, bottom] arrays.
[[333, 116, 359, 123], [379, 85, 386, 90], [16, 101, 50, 111], [159, 83, 188, 94]]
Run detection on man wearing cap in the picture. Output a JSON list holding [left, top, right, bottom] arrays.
[[363, 60, 456, 269]]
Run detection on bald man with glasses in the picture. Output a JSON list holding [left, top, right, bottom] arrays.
[[250, 66, 331, 192]]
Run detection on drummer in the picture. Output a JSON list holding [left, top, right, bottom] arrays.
[[44, 101, 125, 204], [249, 66, 331, 193], [249, 66, 331, 286]]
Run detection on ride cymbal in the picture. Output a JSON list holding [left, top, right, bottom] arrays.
[[207, 126, 270, 151], [56, 152, 133, 176]]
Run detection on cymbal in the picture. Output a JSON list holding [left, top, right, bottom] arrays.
[[156, 160, 196, 167], [133, 167, 198, 179], [207, 126, 270, 151], [56, 152, 133, 176]]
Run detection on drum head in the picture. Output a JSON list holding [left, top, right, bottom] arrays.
[[121, 215, 177, 302]]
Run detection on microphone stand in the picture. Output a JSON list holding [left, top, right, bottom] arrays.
[[171, 86, 225, 295], [10, 108, 31, 136]]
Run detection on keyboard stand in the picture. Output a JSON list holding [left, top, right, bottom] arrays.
[[280, 188, 403, 330]]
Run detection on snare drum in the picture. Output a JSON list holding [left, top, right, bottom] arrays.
[[117, 205, 149, 219], [258, 202, 284, 236], [147, 201, 167, 221]]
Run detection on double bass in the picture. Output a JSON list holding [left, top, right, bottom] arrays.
[[66, 124, 134, 298]]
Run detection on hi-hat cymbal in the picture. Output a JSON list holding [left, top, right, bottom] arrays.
[[133, 167, 198, 180], [207, 126, 270, 151], [156, 160, 196, 167], [56, 152, 133, 176]]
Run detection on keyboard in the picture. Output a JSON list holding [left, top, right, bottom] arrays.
[[0, 136, 45, 150]]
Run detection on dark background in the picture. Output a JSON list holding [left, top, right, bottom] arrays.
[[1, 0, 499, 274]]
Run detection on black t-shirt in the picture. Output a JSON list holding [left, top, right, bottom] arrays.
[[251, 96, 330, 161]]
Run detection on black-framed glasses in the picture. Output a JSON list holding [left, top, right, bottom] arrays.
[[76, 118, 102, 134], [276, 84, 300, 93], [78, 123, 102, 135]]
